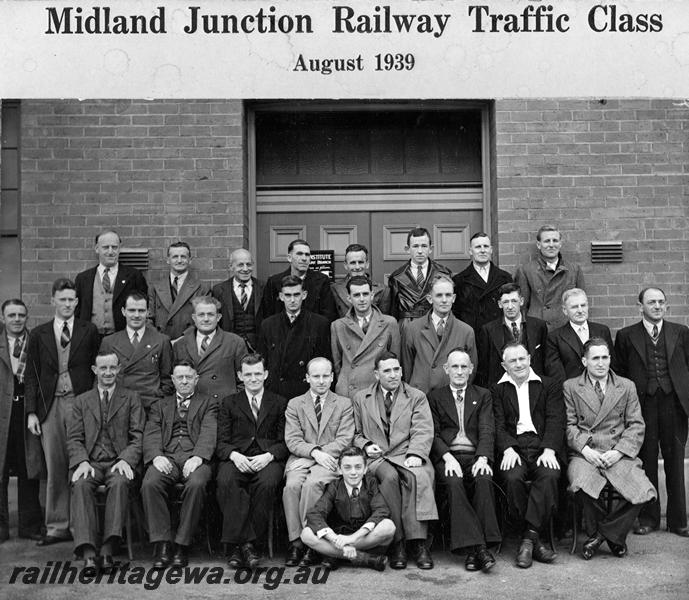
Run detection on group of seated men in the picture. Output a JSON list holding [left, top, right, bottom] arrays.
[[0, 224, 687, 577]]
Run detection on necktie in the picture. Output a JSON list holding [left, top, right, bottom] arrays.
[[288, 313, 296, 324], [131, 331, 140, 348], [651, 324, 659, 344], [177, 397, 189, 419], [171, 276, 179, 301], [351, 486, 359, 499], [101, 389, 109, 419], [239, 282, 248, 311], [314, 395, 322, 424], [60, 322, 71, 348], [594, 381, 604, 403], [361, 317, 369, 334], [437, 318, 445, 339], [250, 396, 259, 421], [416, 265, 424, 288], [384, 391, 393, 439], [455, 389, 464, 404], [102, 268, 112, 293], [12, 335, 24, 359], [578, 326, 587, 344], [511, 321, 520, 342], [200, 335, 210, 355]]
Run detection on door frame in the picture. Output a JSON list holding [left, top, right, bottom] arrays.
[[247, 100, 494, 258]]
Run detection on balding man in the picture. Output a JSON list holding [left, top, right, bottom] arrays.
[[212, 248, 264, 352]]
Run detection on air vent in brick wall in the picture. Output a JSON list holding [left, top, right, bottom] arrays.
[[590, 241, 623, 264], [119, 248, 149, 271]]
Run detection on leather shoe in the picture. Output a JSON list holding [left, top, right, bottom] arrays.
[[227, 545, 243, 569], [285, 543, 303, 567], [413, 541, 433, 569], [241, 542, 260, 568], [582, 533, 605, 560], [633, 524, 656, 535], [37, 535, 69, 546], [668, 527, 689, 538], [389, 541, 407, 569], [476, 547, 496, 572], [607, 540, 627, 557], [516, 538, 533, 569], [299, 548, 320, 566], [100, 555, 115, 574], [152, 541, 173, 569], [172, 544, 188, 567], [464, 552, 479, 571], [82, 557, 99, 577], [532, 539, 556, 563], [321, 556, 339, 570]]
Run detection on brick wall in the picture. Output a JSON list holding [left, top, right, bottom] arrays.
[[21, 99, 246, 322], [494, 98, 689, 331]]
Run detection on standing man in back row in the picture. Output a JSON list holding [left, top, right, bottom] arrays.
[[331, 244, 390, 317], [514, 225, 584, 331]]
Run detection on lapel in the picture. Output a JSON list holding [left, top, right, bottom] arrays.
[[364, 386, 386, 435], [390, 385, 411, 429], [489, 321, 509, 355], [302, 393, 320, 434], [238, 391, 257, 426], [664, 322, 678, 361], [0, 331, 11, 371], [342, 313, 365, 346], [574, 374, 601, 415], [157, 279, 173, 311], [127, 328, 154, 364], [463, 385, 478, 426], [199, 330, 223, 362], [252, 278, 263, 316], [440, 387, 459, 428], [420, 313, 439, 352], [163, 396, 176, 442], [336, 480, 351, 522], [255, 392, 271, 430], [184, 330, 201, 362], [528, 380, 541, 415], [111, 331, 135, 367], [318, 391, 336, 436], [591, 375, 625, 429], [68, 319, 88, 360], [106, 386, 128, 423], [561, 323, 583, 356], [112, 266, 130, 303], [170, 276, 201, 318], [629, 322, 648, 365], [86, 388, 103, 429], [39, 322, 59, 368], [358, 310, 387, 357], [187, 394, 202, 428]]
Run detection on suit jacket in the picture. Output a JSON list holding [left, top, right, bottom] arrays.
[[173, 328, 247, 405], [451, 262, 513, 334], [284, 390, 354, 471], [148, 274, 209, 341], [143, 393, 217, 464], [388, 259, 452, 320], [614, 320, 689, 418], [306, 474, 390, 533], [99, 328, 174, 411], [67, 386, 144, 470], [428, 384, 495, 463], [491, 374, 566, 462], [331, 306, 400, 397], [545, 321, 614, 384], [74, 264, 148, 332], [212, 276, 264, 339], [260, 268, 337, 323], [257, 310, 331, 400], [476, 316, 548, 387], [401, 312, 477, 394], [215, 389, 288, 462], [331, 280, 390, 317], [352, 382, 438, 520], [564, 372, 656, 505]]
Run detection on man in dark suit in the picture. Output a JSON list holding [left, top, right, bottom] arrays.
[[67, 351, 144, 574], [148, 241, 209, 342], [428, 349, 500, 572], [257, 275, 331, 400], [215, 353, 287, 569], [477, 283, 547, 387], [25, 278, 100, 546], [452, 232, 513, 335], [212, 248, 264, 352], [0, 299, 42, 542], [141, 361, 217, 568], [388, 227, 452, 325], [301, 446, 395, 571], [100, 292, 174, 414], [260, 239, 337, 323], [614, 287, 689, 537], [173, 296, 247, 406], [546, 288, 614, 384], [74, 230, 148, 334], [492, 342, 565, 569]]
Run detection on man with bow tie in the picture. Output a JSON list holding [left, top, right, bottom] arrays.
[[67, 351, 144, 575], [25, 278, 100, 546], [141, 361, 217, 568], [215, 353, 288, 569], [0, 299, 43, 542]]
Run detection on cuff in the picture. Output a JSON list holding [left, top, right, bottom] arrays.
[[317, 527, 334, 539]]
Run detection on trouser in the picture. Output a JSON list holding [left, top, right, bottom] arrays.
[[283, 464, 339, 542], [578, 489, 642, 546]]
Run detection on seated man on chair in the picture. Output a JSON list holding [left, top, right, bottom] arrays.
[[67, 351, 144, 575], [301, 446, 395, 571], [564, 337, 656, 560], [141, 361, 217, 569]]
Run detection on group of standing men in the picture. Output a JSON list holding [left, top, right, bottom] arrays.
[[0, 223, 687, 575]]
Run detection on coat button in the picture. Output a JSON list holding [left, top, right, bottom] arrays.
[[432, 363, 436, 368], [610, 429, 615, 435], [212, 375, 217, 380]]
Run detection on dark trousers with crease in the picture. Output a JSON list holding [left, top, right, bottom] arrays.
[[578, 489, 642, 546]]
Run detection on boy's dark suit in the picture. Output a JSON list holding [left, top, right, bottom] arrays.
[[141, 393, 217, 546], [67, 386, 144, 552], [306, 473, 390, 535], [74, 265, 148, 332], [428, 384, 501, 551], [545, 321, 614, 383], [215, 390, 288, 545]]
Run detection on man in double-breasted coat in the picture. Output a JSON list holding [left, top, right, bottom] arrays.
[[564, 337, 656, 560]]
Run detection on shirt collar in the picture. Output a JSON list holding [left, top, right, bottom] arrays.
[[127, 326, 145, 340], [246, 389, 264, 403], [56, 316, 75, 328], [587, 373, 609, 391], [344, 481, 361, 497], [233, 277, 252, 289], [498, 368, 541, 387], [98, 385, 115, 397], [431, 312, 449, 328], [310, 390, 325, 403], [473, 262, 490, 273], [176, 392, 193, 404], [171, 271, 188, 285], [570, 321, 588, 332], [196, 329, 216, 342], [504, 315, 523, 328], [449, 384, 467, 397], [97, 263, 118, 277], [411, 260, 429, 273], [642, 318, 663, 336]]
